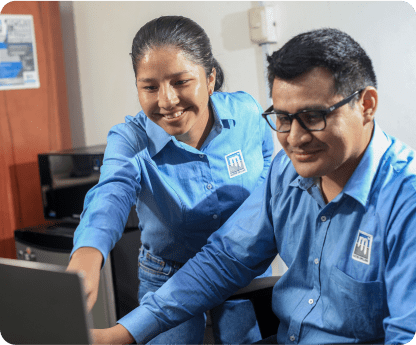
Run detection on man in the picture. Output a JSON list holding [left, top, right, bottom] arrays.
[[93, 28, 416, 344]]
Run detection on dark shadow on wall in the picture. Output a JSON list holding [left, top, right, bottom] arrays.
[[59, 1, 86, 148], [220, 9, 270, 106], [221, 10, 252, 52]]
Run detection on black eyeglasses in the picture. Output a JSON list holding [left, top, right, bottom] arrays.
[[262, 89, 364, 132]]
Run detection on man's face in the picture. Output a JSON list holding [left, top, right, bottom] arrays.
[[273, 67, 373, 186]]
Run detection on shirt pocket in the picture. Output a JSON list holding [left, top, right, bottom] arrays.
[[323, 265, 386, 340]]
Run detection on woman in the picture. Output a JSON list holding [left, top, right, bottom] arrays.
[[68, 16, 273, 344]]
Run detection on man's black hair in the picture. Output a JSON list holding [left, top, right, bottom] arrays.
[[267, 28, 377, 101]]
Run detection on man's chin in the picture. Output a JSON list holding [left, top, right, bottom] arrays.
[[292, 163, 321, 179], [297, 172, 319, 179]]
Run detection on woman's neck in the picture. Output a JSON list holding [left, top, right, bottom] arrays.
[[175, 104, 214, 150]]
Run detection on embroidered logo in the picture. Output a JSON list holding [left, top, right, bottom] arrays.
[[225, 150, 247, 178], [352, 230, 373, 265]]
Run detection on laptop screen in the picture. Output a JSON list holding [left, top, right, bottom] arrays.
[[0, 258, 92, 344]]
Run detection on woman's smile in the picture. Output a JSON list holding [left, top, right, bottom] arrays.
[[156, 106, 192, 120]]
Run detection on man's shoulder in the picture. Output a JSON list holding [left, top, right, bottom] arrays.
[[382, 135, 416, 180], [375, 134, 416, 200]]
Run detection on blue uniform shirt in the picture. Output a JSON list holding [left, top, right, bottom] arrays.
[[71, 91, 273, 264], [120, 123, 416, 344]]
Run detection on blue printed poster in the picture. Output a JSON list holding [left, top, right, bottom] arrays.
[[0, 15, 40, 90]]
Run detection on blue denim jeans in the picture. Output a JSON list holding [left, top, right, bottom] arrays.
[[138, 247, 262, 344]]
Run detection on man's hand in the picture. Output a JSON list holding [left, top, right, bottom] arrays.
[[92, 324, 135, 344], [66, 247, 103, 312]]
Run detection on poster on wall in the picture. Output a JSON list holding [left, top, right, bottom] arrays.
[[0, 14, 40, 90]]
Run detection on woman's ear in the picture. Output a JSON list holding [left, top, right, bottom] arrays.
[[360, 87, 378, 124], [208, 68, 217, 92]]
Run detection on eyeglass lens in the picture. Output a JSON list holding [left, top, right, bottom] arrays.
[[267, 111, 326, 132]]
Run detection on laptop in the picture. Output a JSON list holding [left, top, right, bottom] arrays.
[[0, 257, 92, 344]]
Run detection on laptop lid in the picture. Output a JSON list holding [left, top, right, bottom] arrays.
[[0, 257, 92, 344]]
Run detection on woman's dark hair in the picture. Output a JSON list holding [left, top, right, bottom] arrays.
[[267, 28, 377, 103], [131, 16, 224, 91]]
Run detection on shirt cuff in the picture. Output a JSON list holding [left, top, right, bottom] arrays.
[[117, 305, 163, 344], [71, 228, 114, 265]]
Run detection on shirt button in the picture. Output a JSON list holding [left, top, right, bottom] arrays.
[[199, 154, 204, 158], [309, 298, 314, 305], [207, 183, 213, 190], [213, 214, 218, 219], [314, 258, 319, 265], [321, 215, 327, 222], [290, 335, 296, 342]]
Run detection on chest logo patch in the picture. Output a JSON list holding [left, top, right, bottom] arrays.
[[352, 230, 373, 265], [225, 150, 247, 178]]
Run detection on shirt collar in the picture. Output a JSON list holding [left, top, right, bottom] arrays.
[[146, 116, 172, 158], [342, 122, 391, 207], [210, 92, 235, 122], [289, 175, 316, 190], [289, 122, 391, 208], [146, 96, 225, 158]]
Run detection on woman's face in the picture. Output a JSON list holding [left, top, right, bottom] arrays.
[[135, 46, 216, 144]]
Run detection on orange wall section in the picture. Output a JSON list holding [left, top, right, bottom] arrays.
[[0, 1, 72, 258]]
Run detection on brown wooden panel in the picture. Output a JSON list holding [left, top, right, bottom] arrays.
[[0, 91, 17, 259], [0, 1, 71, 258]]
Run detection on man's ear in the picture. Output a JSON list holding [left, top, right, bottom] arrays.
[[360, 87, 378, 125]]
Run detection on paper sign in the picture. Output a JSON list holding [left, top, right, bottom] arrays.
[[0, 14, 40, 90]]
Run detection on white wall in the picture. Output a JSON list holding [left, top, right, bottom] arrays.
[[61, 1, 416, 151]]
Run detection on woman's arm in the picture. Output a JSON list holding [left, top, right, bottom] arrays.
[[92, 324, 135, 344], [66, 247, 103, 311], [68, 120, 144, 309]]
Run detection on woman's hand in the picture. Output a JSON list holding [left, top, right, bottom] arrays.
[[92, 324, 135, 344], [91, 328, 112, 344], [66, 247, 103, 312]]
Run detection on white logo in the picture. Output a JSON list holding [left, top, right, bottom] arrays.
[[225, 150, 247, 178], [352, 230, 373, 265]]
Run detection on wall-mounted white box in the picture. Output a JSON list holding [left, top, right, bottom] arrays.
[[248, 6, 277, 44]]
